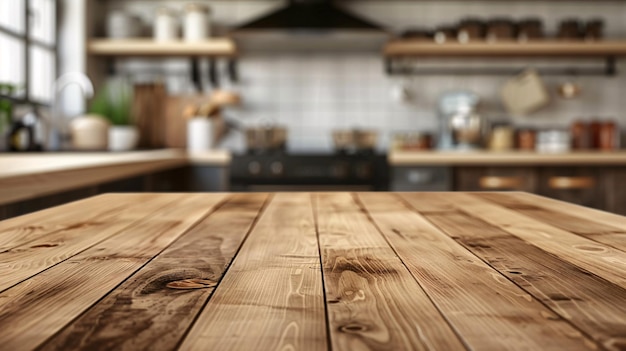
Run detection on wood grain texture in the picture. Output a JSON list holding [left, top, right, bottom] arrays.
[[481, 192, 626, 252], [424, 192, 626, 290], [0, 194, 225, 350], [316, 193, 467, 351], [420, 206, 626, 350], [0, 194, 180, 293], [41, 193, 267, 351], [359, 192, 595, 351], [0, 194, 124, 251], [180, 193, 327, 351]]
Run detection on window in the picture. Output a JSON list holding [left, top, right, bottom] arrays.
[[0, 0, 56, 104]]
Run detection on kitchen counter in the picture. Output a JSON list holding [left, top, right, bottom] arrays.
[[390, 150, 626, 166], [0, 149, 230, 205], [0, 192, 624, 350]]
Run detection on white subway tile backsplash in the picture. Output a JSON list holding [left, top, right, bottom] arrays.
[[106, 0, 626, 151]]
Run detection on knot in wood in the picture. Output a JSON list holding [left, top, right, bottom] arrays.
[[166, 279, 217, 290], [339, 323, 368, 334]]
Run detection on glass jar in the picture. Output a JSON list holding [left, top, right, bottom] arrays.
[[517, 18, 543, 42], [516, 128, 536, 151], [184, 3, 211, 42], [457, 18, 485, 43], [154, 7, 178, 42], [486, 19, 516, 42]]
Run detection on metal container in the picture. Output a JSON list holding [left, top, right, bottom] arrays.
[[332, 129, 379, 153], [245, 126, 287, 153]]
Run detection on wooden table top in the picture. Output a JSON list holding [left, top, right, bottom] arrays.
[[1, 192, 625, 351]]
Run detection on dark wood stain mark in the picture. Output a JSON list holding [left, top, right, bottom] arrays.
[[548, 294, 583, 302], [29, 243, 59, 248], [330, 255, 399, 277]]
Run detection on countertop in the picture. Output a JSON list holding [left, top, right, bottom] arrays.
[[389, 150, 626, 166], [0, 149, 230, 205], [0, 192, 624, 350]]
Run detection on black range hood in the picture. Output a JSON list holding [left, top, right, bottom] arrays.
[[231, 0, 390, 52]]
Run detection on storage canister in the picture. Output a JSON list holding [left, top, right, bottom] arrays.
[[154, 7, 178, 41], [184, 3, 211, 42]]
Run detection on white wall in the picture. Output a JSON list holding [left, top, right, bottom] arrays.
[[95, 0, 626, 152]]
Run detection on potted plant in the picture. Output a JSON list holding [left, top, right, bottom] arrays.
[[90, 77, 139, 151]]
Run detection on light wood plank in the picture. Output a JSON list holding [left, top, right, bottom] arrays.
[[409, 192, 626, 290], [0, 194, 180, 293], [0, 193, 226, 351], [41, 193, 267, 351], [88, 39, 237, 57], [179, 193, 327, 351], [388, 150, 626, 166], [316, 193, 467, 351], [359, 193, 596, 351], [481, 192, 626, 252], [0, 194, 126, 251], [421, 208, 626, 350]]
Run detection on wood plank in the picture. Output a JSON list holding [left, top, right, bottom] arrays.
[[358, 192, 596, 351], [421, 208, 626, 350], [0, 193, 226, 350], [0, 194, 181, 293], [179, 194, 327, 351], [409, 192, 626, 290], [316, 193, 467, 351], [0, 194, 125, 251], [88, 39, 237, 57], [41, 193, 267, 351], [388, 150, 626, 166], [481, 192, 626, 252]]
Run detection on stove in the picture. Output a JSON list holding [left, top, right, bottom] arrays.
[[229, 152, 389, 192]]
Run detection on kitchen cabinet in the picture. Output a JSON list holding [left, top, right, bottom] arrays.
[[454, 166, 619, 213], [537, 167, 605, 210], [385, 167, 451, 191], [455, 167, 537, 192]]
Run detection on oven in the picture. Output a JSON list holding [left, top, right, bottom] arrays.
[[229, 153, 389, 192]]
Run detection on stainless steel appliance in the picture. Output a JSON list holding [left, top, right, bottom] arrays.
[[437, 91, 485, 150], [229, 152, 389, 192]]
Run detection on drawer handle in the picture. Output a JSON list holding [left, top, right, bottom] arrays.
[[548, 176, 595, 189], [479, 176, 524, 189]]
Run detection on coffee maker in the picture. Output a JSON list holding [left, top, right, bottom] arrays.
[[437, 91, 485, 150]]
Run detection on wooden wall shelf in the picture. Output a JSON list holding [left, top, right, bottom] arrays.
[[384, 40, 626, 76], [88, 38, 237, 58], [384, 40, 626, 58]]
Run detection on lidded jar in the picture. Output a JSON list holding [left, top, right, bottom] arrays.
[[184, 3, 211, 42], [154, 7, 178, 42]]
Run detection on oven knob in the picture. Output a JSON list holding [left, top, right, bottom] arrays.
[[248, 161, 262, 175], [270, 161, 284, 175], [356, 164, 373, 179]]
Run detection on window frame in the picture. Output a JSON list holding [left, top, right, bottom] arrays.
[[0, 0, 57, 106]]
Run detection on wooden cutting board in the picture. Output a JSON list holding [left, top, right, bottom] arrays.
[[163, 94, 212, 148]]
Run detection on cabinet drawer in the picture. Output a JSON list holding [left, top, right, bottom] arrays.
[[455, 167, 537, 192], [391, 167, 451, 191], [538, 167, 604, 209]]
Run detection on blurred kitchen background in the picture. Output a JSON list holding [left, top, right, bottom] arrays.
[[4, 0, 626, 218]]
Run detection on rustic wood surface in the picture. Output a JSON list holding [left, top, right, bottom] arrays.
[[1, 192, 625, 351]]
